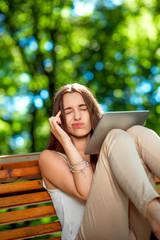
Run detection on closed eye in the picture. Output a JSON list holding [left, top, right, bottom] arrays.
[[64, 104, 88, 114], [65, 110, 72, 115], [65, 111, 72, 115], [64, 107, 73, 115], [80, 107, 87, 111], [79, 104, 87, 111]]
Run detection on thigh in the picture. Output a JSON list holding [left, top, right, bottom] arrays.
[[76, 142, 129, 240]]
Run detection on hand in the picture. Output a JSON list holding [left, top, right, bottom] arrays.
[[49, 111, 71, 145]]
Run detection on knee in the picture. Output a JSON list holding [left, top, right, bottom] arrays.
[[107, 128, 129, 140], [103, 128, 130, 148], [127, 125, 146, 139], [101, 129, 131, 160]]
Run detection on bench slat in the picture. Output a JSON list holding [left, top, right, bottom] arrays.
[[155, 176, 160, 184], [0, 153, 40, 163], [0, 191, 51, 209], [0, 166, 41, 182], [0, 180, 43, 196], [0, 205, 56, 225], [0, 222, 61, 240], [0, 160, 38, 170]]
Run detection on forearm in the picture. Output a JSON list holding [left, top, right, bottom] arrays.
[[63, 140, 93, 200]]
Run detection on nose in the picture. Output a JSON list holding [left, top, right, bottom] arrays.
[[74, 110, 81, 120]]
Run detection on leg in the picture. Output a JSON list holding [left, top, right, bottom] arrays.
[[129, 201, 151, 240], [76, 136, 129, 240], [106, 127, 160, 239], [106, 128, 159, 217], [77, 128, 159, 240], [127, 126, 160, 239], [127, 125, 160, 179]]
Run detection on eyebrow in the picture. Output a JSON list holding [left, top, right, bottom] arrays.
[[79, 104, 87, 108], [64, 104, 87, 111], [64, 107, 72, 111]]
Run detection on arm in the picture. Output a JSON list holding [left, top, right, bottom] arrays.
[[39, 112, 94, 201], [39, 149, 93, 201]]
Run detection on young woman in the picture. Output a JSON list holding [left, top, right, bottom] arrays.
[[38, 83, 160, 240]]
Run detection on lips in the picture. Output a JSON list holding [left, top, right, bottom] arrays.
[[72, 123, 84, 128]]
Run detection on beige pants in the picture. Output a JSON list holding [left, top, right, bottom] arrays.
[[76, 126, 160, 240]]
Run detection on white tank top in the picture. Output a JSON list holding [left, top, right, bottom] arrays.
[[42, 152, 85, 240]]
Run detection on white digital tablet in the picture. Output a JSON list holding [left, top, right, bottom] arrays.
[[84, 110, 149, 155]]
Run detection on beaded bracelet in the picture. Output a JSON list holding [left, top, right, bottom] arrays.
[[70, 160, 90, 173]]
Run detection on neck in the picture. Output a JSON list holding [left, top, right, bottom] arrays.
[[71, 134, 91, 161]]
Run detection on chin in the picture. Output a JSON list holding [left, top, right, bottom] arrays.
[[70, 131, 91, 138]]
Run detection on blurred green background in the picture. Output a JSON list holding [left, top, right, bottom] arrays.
[[0, 0, 160, 155]]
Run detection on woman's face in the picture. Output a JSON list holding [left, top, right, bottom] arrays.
[[63, 92, 92, 139]]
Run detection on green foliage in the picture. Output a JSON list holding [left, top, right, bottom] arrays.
[[0, 0, 160, 154]]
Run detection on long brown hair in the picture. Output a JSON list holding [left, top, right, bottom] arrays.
[[46, 83, 103, 167]]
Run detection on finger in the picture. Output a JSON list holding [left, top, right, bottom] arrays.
[[48, 118, 54, 131], [49, 119, 62, 139], [55, 111, 62, 124], [49, 117, 61, 131], [49, 117, 57, 129], [56, 110, 61, 117], [49, 116, 59, 124], [54, 111, 62, 124]]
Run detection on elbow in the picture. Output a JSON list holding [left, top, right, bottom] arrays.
[[82, 196, 88, 202], [80, 195, 87, 202], [79, 195, 87, 202], [78, 190, 90, 202], [76, 183, 92, 202], [83, 192, 89, 201]]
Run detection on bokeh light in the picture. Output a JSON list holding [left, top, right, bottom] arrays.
[[33, 95, 44, 109], [44, 41, 54, 51], [72, 2, 94, 16], [28, 37, 39, 51], [95, 62, 104, 71], [83, 71, 94, 81], [20, 73, 31, 83], [40, 89, 49, 100]]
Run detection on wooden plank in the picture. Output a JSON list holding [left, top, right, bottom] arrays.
[[0, 166, 41, 182], [0, 222, 61, 240], [0, 153, 40, 163], [0, 191, 51, 209], [155, 177, 160, 194], [155, 177, 160, 184], [0, 160, 39, 170], [0, 179, 43, 196], [0, 205, 56, 225]]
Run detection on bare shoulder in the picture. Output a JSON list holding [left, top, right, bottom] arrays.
[[38, 149, 71, 190], [38, 149, 68, 169], [39, 149, 57, 162]]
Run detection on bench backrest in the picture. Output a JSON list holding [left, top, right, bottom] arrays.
[[0, 153, 61, 240], [0, 153, 160, 240]]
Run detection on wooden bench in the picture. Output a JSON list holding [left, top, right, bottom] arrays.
[[0, 153, 160, 240], [0, 153, 61, 240]]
